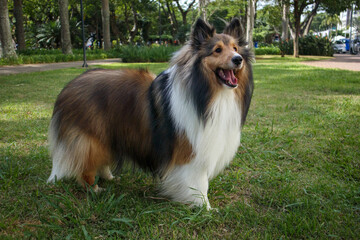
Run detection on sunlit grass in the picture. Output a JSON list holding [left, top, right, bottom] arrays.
[[0, 57, 359, 238]]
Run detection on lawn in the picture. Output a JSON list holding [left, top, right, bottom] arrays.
[[0, 57, 359, 239]]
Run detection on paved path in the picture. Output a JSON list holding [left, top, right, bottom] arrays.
[[0, 58, 122, 75], [301, 54, 360, 71]]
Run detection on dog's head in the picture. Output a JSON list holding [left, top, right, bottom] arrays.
[[190, 18, 249, 89]]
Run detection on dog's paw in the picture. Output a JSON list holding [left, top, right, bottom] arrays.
[[209, 207, 219, 212], [93, 185, 105, 193]]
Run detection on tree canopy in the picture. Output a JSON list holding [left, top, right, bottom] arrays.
[[0, 0, 359, 57]]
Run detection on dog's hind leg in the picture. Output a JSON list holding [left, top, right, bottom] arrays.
[[76, 135, 112, 192], [98, 165, 114, 181], [79, 170, 99, 192]]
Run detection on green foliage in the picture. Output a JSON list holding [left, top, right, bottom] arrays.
[[0, 59, 359, 238], [255, 46, 281, 55], [0, 46, 182, 65], [254, 4, 282, 44], [116, 45, 180, 63], [35, 20, 61, 49], [321, 0, 360, 15], [175, 25, 191, 44], [0, 49, 119, 66], [311, 13, 329, 32], [206, 0, 246, 24], [280, 36, 334, 56]]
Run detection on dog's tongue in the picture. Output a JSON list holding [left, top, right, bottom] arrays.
[[223, 69, 238, 85]]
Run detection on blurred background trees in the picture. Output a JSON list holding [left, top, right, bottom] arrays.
[[0, 0, 359, 59]]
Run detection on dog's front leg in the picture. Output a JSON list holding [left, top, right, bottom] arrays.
[[160, 163, 212, 210]]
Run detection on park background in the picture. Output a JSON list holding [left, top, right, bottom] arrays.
[[1, 0, 360, 62]]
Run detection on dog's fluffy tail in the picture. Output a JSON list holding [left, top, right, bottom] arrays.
[[47, 113, 87, 183]]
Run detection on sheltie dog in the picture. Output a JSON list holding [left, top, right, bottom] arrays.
[[47, 18, 254, 210]]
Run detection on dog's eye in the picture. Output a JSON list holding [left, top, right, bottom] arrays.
[[215, 47, 222, 53], [233, 47, 238, 52]]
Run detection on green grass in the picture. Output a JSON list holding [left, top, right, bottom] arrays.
[[0, 58, 359, 239]]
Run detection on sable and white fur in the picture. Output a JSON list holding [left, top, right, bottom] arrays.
[[47, 18, 254, 210]]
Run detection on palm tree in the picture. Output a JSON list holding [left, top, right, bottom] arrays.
[[320, 14, 341, 39]]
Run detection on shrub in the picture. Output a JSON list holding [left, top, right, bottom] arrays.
[[0, 46, 183, 66], [279, 35, 334, 56], [117, 45, 180, 63], [0, 49, 118, 66], [255, 46, 280, 55]]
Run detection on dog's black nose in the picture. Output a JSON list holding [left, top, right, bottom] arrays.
[[232, 55, 243, 66]]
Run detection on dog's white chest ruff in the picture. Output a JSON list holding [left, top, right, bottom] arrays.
[[172, 85, 241, 177], [163, 80, 242, 209], [198, 91, 242, 179]]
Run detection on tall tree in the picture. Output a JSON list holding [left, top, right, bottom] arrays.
[[286, 0, 320, 57], [174, 0, 196, 26], [292, 0, 301, 57], [110, 9, 120, 45], [0, 0, 17, 57], [246, 0, 256, 49], [101, 0, 111, 50], [320, 14, 341, 39], [286, 0, 359, 57], [163, 0, 179, 37], [14, 0, 26, 51], [299, 0, 320, 36], [129, 1, 138, 44], [281, 1, 289, 40], [58, 0, 72, 54], [199, 0, 208, 20]]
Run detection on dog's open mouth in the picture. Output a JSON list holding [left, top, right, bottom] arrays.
[[216, 69, 238, 88]]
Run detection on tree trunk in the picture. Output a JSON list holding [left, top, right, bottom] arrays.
[[14, 0, 25, 51], [174, 0, 195, 26], [199, 0, 208, 20], [302, 15, 315, 36], [300, 1, 320, 36], [330, 23, 333, 38], [165, 0, 178, 38], [101, 0, 111, 50], [110, 11, 120, 46], [0, 0, 17, 57], [293, 0, 300, 58], [58, 0, 73, 54], [123, 4, 130, 44], [281, 2, 289, 41], [246, 0, 256, 49], [96, 17, 102, 49], [0, 23, 3, 57], [129, 2, 138, 44]]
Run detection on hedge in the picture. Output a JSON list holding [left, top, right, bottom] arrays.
[[280, 35, 334, 56]]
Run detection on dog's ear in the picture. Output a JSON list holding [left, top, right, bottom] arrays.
[[191, 18, 215, 49], [223, 18, 247, 46]]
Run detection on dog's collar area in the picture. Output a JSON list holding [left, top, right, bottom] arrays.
[[216, 68, 238, 88]]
